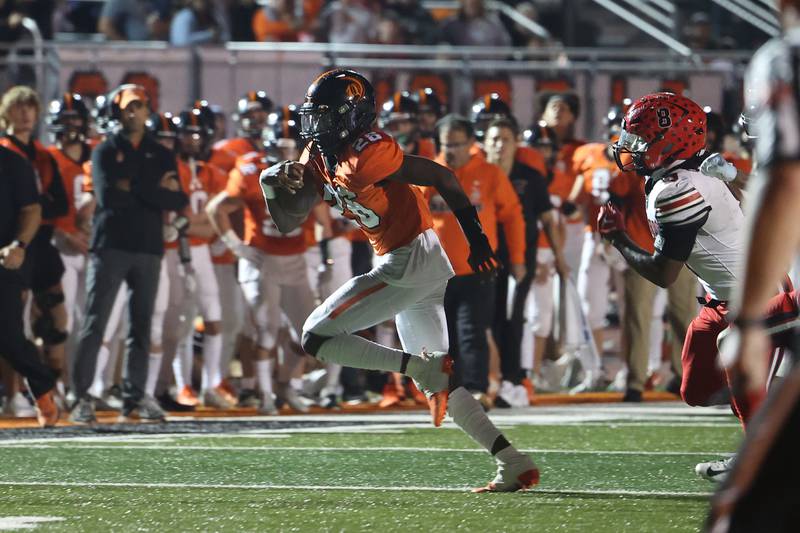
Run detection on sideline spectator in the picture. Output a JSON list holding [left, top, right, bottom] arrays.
[[69, 85, 187, 424], [315, 0, 379, 44], [170, 0, 230, 46], [252, 0, 305, 42], [383, 0, 439, 45], [422, 114, 525, 402], [440, 0, 511, 47], [98, 0, 171, 41], [229, 0, 258, 41]]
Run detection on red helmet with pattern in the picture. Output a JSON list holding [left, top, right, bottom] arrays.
[[612, 92, 706, 175]]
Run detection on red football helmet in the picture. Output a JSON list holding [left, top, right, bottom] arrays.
[[612, 92, 706, 175]]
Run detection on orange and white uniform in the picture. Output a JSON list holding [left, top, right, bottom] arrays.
[[165, 158, 227, 325], [209, 137, 264, 174], [47, 145, 92, 335], [167, 158, 229, 394], [301, 130, 455, 362], [226, 151, 316, 352], [571, 143, 632, 331]]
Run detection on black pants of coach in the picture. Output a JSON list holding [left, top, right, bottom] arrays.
[[0, 274, 56, 398], [72, 249, 160, 407], [444, 273, 496, 393]]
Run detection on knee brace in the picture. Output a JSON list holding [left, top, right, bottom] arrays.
[[301, 329, 331, 358], [33, 291, 67, 344]]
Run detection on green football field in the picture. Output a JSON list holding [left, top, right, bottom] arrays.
[[0, 403, 740, 532]]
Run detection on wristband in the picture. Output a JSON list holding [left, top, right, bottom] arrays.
[[11, 239, 26, 250], [262, 184, 276, 200]]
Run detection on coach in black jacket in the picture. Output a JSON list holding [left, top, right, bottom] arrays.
[[70, 85, 187, 423]]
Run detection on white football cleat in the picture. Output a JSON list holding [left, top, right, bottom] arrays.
[[258, 393, 279, 416], [473, 453, 540, 493], [695, 456, 735, 483]]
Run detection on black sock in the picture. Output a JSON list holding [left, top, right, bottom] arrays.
[[490, 435, 511, 456], [399, 353, 411, 374]]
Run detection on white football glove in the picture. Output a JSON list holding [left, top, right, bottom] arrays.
[[221, 229, 262, 265], [700, 153, 738, 183], [163, 223, 179, 243]]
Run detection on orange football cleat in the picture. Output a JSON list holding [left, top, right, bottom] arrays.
[[34, 389, 59, 428], [176, 385, 200, 407]]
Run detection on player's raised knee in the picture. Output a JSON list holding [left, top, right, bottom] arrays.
[[301, 328, 330, 358]]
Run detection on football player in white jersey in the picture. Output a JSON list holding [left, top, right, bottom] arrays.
[[599, 92, 799, 482]]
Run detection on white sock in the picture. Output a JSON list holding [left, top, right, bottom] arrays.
[[202, 333, 223, 390], [321, 362, 342, 396], [172, 335, 193, 390], [375, 323, 398, 349], [447, 387, 521, 462], [90, 344, 111, 397], [255, 359, 274, 396], [241, 377, 256, 390], [146, 352, 162, 397], [316, 334, 405, 372]]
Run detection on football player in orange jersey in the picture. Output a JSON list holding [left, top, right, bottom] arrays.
[[266, 108, 351, 408], [208, 91, 273, 173], [410, 87, 445, 139], [207, 149, 316, 415], [538, 92, 587, 274], [1, 86, 69, 410], [46, 93, 94, 369], [260, 69, 539, 492], [168, 108, 235, 409], [567, 105, 634, 393], [379, 91, 436, 159]]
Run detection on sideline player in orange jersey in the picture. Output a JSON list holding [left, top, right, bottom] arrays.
[[260, 69, 539, 492], [378, 91, 436, 159], [167, 108, 235, 409], [0, 86, 69, 402], [46, 93, 95, 369], [207, 150, 318, 415], [209, 91, 273, 173]]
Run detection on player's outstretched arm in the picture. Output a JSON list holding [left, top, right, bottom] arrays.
[[259, 160, 320, 234], [597, 202, 684, 288], [387, 154, 499, 274]]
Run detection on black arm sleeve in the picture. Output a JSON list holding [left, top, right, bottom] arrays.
[[40, 156, 69, 219], [654, 213, 709, 262]]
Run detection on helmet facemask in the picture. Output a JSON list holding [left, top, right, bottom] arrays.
[[300, 98, 374, 156], [612, 129, 650, 174]]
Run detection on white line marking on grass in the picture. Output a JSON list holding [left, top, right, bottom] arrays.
[[0, 516, 65, 530], [0, 480, 712, 498], [0, 444, 735, 457]]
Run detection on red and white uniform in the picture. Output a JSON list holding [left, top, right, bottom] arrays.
[[647, 168, 797, 423], [301, 130, 454, 358]]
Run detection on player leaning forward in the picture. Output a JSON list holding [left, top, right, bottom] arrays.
[[599, 92, 799, 475], [259, 69, 537, 492]]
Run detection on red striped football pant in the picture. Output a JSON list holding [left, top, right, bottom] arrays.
[[681, 290, 799, 426]]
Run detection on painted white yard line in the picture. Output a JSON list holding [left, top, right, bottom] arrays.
[[0, 443, 734, 457], [0, 480, 712, 498]]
